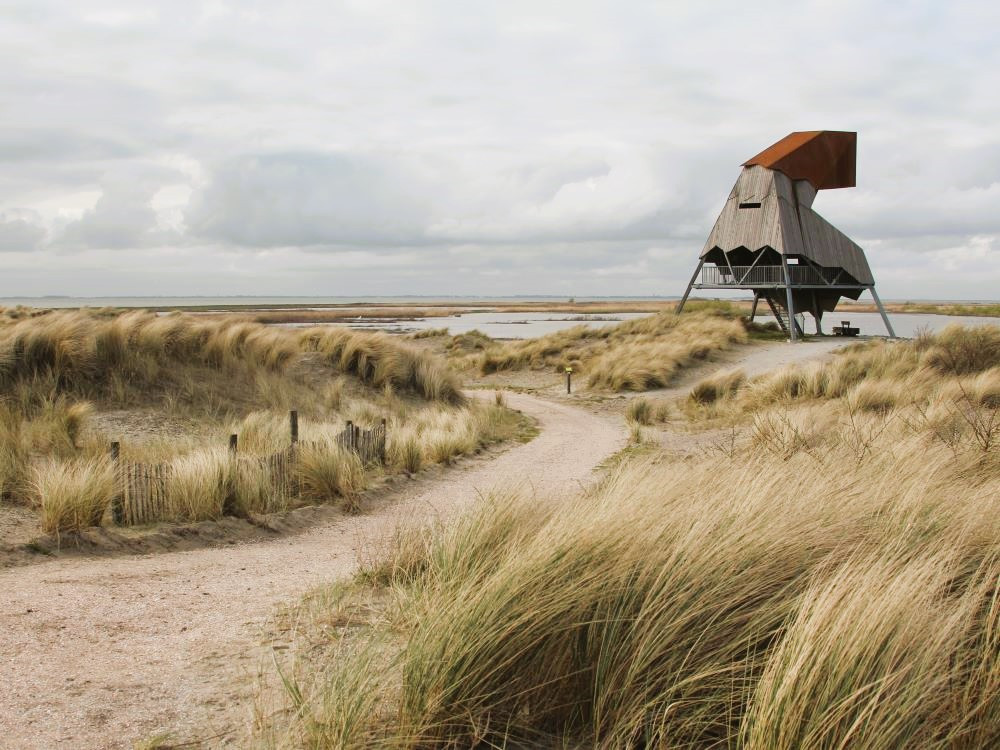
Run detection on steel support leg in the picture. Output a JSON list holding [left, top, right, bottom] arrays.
[[749, 292, 759, 322], [675, 259, 704, 314], [781, 257, 798, 342], [870, 287, 897, 338]]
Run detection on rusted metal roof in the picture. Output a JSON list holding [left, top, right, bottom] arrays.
[[743, 130, 856, 190]]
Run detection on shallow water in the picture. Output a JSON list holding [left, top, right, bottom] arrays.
[[346, 311, 652, 338], [753, 311, 1000, 339], [344, 310, 1000, 339]]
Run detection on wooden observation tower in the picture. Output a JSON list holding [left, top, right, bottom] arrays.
[[676, 131, 895, 339]]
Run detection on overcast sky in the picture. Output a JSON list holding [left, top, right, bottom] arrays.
[[1, 1, 998, 300]]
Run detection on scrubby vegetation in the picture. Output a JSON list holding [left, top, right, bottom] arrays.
[[258, 325, 1000, 748], [624, 396, 670, 425], [0, 308, 524, 536], [882, 301, 1000, 318], [471, 310, 748, 391], [689, 367, 746, 404], [685, 323, 1000, 421]]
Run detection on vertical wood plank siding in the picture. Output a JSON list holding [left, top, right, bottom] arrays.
[[700, 165, 874, 286]]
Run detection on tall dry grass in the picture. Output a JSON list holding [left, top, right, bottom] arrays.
[[0, 309, 471, 519], [0, 309, 462, 409], [32, 457, 115, 536], [15, 398, 524, 535], [259, 330, 1000, 747], [296, 441, 367, 512], [300, 326, 462, 404], [476, 310, 747, 391], [0, 405, 28, 500], [384, 401, 524, 474], [687, 324, 1000, 421]]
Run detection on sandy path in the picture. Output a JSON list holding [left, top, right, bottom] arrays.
[[0, 392, 624, 750], [719, 337, 848, 379]]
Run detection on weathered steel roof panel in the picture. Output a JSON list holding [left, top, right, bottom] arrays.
[[743, 130, 856, 190]]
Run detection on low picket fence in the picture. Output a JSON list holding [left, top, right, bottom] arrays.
[[109, 411, 387, 526]]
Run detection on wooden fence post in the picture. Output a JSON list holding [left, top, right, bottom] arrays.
[[290, 410, 299, 444], [229, 434, 238, 453], [346, 420, 353, 451], [380, 418, 387, 462], [110, 441, 123, 525]]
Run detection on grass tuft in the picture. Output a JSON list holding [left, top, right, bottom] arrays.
[[690, 368, 745, 404], [296, 442, 367, 512], [33, 457, 114, 536]]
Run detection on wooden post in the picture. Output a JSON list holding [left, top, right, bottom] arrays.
[[380, 418, 387, 462], [110, 441, 123, 525], [346, 420, 353, 451], [289, 410, 299, 444], [229, 434, 238, 453], [565, 367, 573, 394]]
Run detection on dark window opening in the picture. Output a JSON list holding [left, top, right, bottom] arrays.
[[738, 201, 762, 209]]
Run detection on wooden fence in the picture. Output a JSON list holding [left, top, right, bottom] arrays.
[[335, 419, 387, 465], [110, 411, 387, 526]]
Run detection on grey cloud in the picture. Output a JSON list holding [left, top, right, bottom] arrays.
[[0, 1, 998, 299], [0, 209, 46, 252], [185, 153, 433, 248], [0, 129, 136, 164]]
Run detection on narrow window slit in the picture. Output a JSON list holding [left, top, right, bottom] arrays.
[[738, 201, 762, 209]]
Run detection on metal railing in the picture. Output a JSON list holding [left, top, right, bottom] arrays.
[[700, 264, 843, 287]]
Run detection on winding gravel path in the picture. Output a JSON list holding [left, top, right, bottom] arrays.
[[0, 392, 624, 750]]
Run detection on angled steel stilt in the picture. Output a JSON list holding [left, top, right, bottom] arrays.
[[869, 287, 897, 338], [675, 258, 704, 314], [749, 292, 760, 322]]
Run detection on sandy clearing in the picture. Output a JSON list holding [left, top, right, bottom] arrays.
[[0, 392, 624, 750]]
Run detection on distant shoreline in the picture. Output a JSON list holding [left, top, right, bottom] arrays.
[[2, 296, 1000, 319]]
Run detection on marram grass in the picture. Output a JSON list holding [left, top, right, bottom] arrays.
[[477, 310, 747, 391], [259, 336, 1000, 747]]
